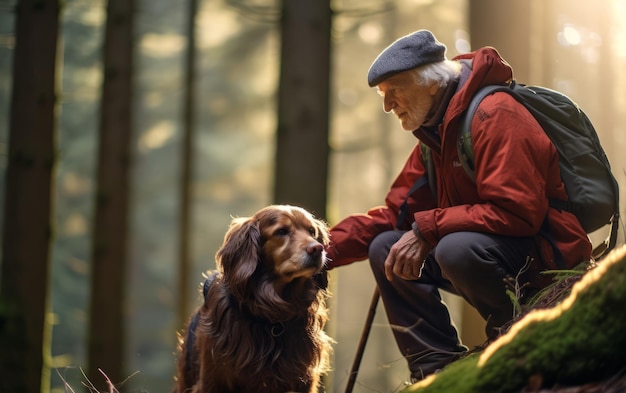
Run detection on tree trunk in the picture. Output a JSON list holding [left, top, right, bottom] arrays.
[[177, 0, 198, 333], [0, 0, 60, 392], [469, 0, 532, 82], [87, 0, 135, 389], [273, 0, 332, 218]]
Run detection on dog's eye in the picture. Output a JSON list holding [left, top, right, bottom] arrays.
[[309, 227, 317, 236], [274, 227, 290, 236]]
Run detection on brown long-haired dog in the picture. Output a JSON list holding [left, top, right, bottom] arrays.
[[174, 205, 333, 393]]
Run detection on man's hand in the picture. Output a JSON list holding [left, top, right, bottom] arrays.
[[384, 230, 432, 281]]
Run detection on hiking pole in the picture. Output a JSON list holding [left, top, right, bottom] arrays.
[[344, 286, 380, 393]]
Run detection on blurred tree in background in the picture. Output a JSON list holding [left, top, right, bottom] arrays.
[[86, 0, 135, 390], [274, 0, 331, 217], [0, 1, 624, 392], [0, 1, 59, 392]]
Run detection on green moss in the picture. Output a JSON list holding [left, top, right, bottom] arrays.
[[404, 245, 626, 393], [402, 353, 481, 393]]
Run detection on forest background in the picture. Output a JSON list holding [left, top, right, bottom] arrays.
[[0, 0, 625, 392]]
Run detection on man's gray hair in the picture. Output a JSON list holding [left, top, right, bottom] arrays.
[[411, 60, 462, 88]]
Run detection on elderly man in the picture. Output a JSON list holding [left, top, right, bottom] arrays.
[[327, 30, 591, 381]]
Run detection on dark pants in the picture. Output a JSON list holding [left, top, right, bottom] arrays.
[[368, 230, 534, 380]]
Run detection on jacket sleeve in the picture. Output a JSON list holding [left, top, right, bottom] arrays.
[[327, 144, 436, 268], [413, 93, 556, 247]]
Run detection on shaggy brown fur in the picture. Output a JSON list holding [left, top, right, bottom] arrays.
[[174, 205, 333, 393]]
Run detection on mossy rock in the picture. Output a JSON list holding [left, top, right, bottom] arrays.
[[404, 244, 626, 393]]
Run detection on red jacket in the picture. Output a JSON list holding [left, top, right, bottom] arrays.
[[327, 47, 591, 271]]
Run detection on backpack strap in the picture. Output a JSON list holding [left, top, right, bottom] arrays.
[[396, 174, 428, 229], [397, 143, 437, 229], [420, 142, 438, 200], [457, 82, 516, 181]]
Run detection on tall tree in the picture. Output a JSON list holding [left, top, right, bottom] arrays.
[[469, 0, 532, 81], [273, 0, 332, 217], [0, 0, 60, 392], [177, 0, 198, 333], [86, 0, 135, 389]]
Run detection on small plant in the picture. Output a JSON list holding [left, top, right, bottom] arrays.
[[56, 367, 140, 393]]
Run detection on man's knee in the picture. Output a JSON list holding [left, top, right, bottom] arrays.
[[433, 232, 507, 287], [435, 231, 533, 279], [434, 232, 476, 273]]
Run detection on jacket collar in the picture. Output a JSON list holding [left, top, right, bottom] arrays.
[[412, 76, 459, 151]]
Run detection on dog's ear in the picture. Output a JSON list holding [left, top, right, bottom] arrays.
[[215, 216, 260, 300]]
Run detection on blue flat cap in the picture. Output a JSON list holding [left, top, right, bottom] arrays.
[[367, 30, 447, 87]]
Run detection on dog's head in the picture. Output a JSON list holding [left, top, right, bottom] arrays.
[[215, 205, 330, 321]]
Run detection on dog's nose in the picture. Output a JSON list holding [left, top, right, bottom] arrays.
[[307, 241, 324, 257]]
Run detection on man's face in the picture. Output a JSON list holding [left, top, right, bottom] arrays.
[[377, 70, 439, 131]]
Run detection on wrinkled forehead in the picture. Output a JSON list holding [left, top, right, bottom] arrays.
[[376, 70, 418, 94]]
